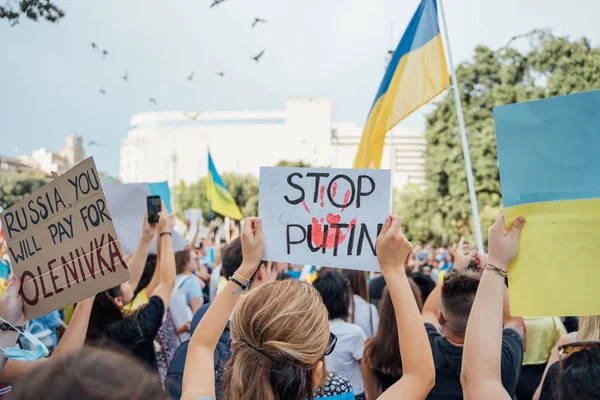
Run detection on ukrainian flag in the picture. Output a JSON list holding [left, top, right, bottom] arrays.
[[354, 0, 449, 169], [207, 152, 243, 220]]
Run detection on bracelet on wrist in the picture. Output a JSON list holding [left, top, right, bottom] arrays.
[[160, 232, 172, 237], [228, 276, 250, 294], [0, 318, 23, 332], [483, 263, 508, 278], [233, 271, 251, 282]]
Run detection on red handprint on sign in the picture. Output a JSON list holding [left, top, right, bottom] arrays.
[[300, 182, 357, 250]]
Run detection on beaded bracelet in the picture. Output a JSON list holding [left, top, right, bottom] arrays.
[[483, 263, 508, 278]]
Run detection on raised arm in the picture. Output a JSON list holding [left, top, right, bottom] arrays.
[[378, 215, 435, 400], [461, 214, 525, 400], [150, 202, 177, 312], [421, 282, 442, 326], [0, 289, 95, 384], [187, 220, 201, 249], [181, 217, 264, 400], [0, 276, 26, 374], [126, 213, 156, 293]]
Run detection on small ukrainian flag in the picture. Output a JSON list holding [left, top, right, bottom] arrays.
[[207, 152, 243, 220], [354, 0, 449, 169]]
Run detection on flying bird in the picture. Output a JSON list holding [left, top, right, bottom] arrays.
[[88, 140, 108, 148], [252, 50, 265, 63], [148, 97, 157, 105], [99, 89, 106, 95], [252, 17, 267, 28], [210, 0, 227, 8], [91, 42, 98, 50], [216, 71, 225, 78], [187, 71, 194, 82], [185, 111, 202, 120], [102, 49, 109, 59], [121, 70, 129, 81]]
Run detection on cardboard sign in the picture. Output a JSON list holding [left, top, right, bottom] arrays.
[[259, 167, 391, 272], [1, 158, 130, 318], [494, 90, 600, 316]]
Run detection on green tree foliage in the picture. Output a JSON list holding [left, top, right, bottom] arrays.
[[397, 30, 600, 245], [0, 0, 64, 26], [174, 173, 259, 221], [0, 172, 50, 210], [275, 160, 313, 168]]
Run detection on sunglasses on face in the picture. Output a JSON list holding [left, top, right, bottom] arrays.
[[324, 332, 338, 357], [558, 341, 600, 368]]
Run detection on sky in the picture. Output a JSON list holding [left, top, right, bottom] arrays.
[[1, 0, 600, 177]]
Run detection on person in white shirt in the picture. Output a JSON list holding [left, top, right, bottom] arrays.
[[342, 270, 379, 338], [314, 269, 367, 400]]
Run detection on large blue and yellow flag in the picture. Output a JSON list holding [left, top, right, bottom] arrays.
[[354, 0, 449, 168], [207, 152, 243, 220]]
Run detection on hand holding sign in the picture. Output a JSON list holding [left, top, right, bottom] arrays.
[[376, 215, 412, 274], [487, 214, 526, 270], [0, 276, 26, 327]]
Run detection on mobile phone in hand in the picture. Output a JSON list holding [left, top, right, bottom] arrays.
[[147, 195, 161, 224]]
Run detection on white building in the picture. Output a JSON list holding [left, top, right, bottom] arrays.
[[17, 136, 85, 176], [120, 98, 426, 190]]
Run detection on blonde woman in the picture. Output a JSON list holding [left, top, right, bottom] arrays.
[[181, 216, 435, 400]]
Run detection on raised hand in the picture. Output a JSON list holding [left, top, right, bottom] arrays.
[[158, 201, 170, 233], [453, 237, 478, 271], [142, 212, 157, 241], [0, 276, 26, 327], [376, 215, 412, 274], [487, 214, 526, 269], [239, 217, 265, 276]]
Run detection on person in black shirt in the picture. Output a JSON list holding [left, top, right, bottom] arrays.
[[421, 246, 525, 400], [87, 202, 176, 370]]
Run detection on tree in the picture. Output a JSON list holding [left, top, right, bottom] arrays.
[[397, 30, 600, 245], [0, 0, 64, 26], [173, 173, 259, 222], [275, 160, 313, 168], [0, 172, 50, 210]]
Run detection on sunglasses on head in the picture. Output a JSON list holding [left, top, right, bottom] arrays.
[[558, 341, 600, 368], [324, 332, 338, 357]]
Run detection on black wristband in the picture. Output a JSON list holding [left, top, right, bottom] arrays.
[[160, 232, 172, 237], [228, 276, 249, 291], [0, 321, 23, 332]]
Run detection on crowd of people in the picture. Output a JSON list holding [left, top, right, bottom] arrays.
[[0, 201, 598, 400]]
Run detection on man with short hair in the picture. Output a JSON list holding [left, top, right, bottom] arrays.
[[166, 237, 279, 399], [422, 268, 524, 400]]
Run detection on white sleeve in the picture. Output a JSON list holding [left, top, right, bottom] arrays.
[[352, 328, 367, 360]]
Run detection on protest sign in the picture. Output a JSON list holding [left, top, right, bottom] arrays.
[[184, 209, 204, 224], [103, 182, 187, 255], [494, 89, 600, 317], [259, 167, 391, 272], [0, 158, 130, 319]]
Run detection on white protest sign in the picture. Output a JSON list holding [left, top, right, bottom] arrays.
[[0, 158, 130, 319], [184, 209, 204, 224], [259, 167, 391, 272], [103, 183, 188, 255]]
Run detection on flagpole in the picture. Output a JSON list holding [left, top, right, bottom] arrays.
[[438, 0, 484, 253]]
